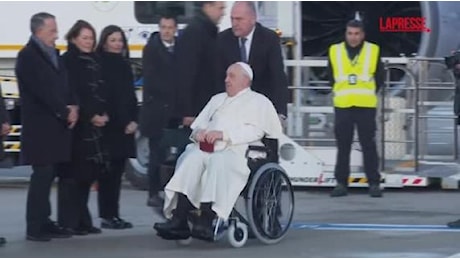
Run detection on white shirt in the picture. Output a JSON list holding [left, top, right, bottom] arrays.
[[162, 40, 174, 48], [240, 26, 256, 60]]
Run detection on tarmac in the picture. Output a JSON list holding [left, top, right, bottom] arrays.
[[1, 169, 460, 257]]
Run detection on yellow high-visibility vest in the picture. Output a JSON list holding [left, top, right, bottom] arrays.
[[329, 41, 380, 108]]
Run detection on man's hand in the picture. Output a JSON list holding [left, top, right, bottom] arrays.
[[182, 117, 195, 127], [205, 130, 223, 144], [67, 105, 79, 129], [91, 114, 109, 127], [1, 123, 11, 136], [125, 121, 138, 134], [194, 129, 207, 142]]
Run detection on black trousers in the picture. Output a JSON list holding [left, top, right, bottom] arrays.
[[97, 159, 125, 219], [147, 137, 162, 197], [57, 162, 98, 229], [334, 107, 380, 186], [147, 128, 192, 197], [26, 165, 57, 235]]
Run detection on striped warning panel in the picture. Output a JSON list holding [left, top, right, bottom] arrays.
[[0, 76, 16, 82], [349, 177, 368, 184], [7, 125, 21, 136], [2, 92, 19, 99], [0, 77, 20, 99], [4, 141, 20, 152], [402, 176, 427, 186], [348, 177, 386, 184]]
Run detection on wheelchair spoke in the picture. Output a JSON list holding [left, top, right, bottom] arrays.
[[248, 167, 293, 240]]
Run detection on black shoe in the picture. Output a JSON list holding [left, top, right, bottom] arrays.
[[147, 195, 164, 208], [191, 224, 214, 242], [85, 226, 102, 234], [101, 218, 125, 230], [66, 228, 88, 236], [153, 217, 190, 240], [114, 217, 133, 229], [447, 219, 460, 228], [26, 233, 52, 242], [101, 217, 133, 229], [0, 237, 6, 246], [330, 184, 348, 197], [43, 221, 72, 238], [156, 231, 189, 240], [189, 210, 215, 242], [369, 185, 383, 198]]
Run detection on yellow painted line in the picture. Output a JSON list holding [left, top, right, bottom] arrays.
[[0, 44, 145, 51]]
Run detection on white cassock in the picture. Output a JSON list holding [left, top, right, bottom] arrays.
[[163, 88, 282, 220]]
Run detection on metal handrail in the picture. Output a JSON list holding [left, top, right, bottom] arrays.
[[284, 57, 458, 174]]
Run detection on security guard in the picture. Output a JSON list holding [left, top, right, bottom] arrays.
[[327, 19, 384, 197]]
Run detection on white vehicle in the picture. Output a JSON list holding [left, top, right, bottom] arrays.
[[1, 1, 460, 189]]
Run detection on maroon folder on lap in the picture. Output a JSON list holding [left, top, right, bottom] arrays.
[[199, 142, 214, 153]]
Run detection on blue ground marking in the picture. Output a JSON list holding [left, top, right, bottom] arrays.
[[289, 222, 460, 232]]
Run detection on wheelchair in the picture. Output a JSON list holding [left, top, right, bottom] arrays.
[[168, 138, 295, 248]]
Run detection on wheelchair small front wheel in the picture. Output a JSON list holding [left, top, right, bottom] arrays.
[[227, 222, 248, 248]]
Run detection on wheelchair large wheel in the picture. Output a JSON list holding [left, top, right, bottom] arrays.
[[246, 163, 294, 245]]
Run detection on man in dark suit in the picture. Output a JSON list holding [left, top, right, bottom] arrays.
[[140, 15, 182, 207], [0, 85, 11, 246], [175, 1, 226, 127], [15, 12, 78, 242], [218, 1, 289, 120]]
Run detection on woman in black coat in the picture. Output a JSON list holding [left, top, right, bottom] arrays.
[[60, 20, 109, 235], [95, 25, 138, 229]]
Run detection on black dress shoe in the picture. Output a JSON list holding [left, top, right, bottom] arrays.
[[0, 237, 6, 245], [189, 210, 215, 242], [156, 231, 190, 240], [447, 219, 460, 228], [114, 217, 133, 229], [191, 224, 214, 241], [68, 228, 89, 236], [154, 217, 190, 240], [44, 222, 72, 238], [101, 217, 133, 229], [101, 218, 125, 230], [330, 184, 348, 197], [369, 185, 383, 198], [85, 226, 102, 234], [26, 234, 52, 242]]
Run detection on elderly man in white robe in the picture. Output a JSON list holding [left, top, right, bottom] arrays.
[[153, 62, 282, 241]]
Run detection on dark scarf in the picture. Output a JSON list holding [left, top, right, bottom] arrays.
[[31, 35, 59, 68], [67, 43, 110, 171]]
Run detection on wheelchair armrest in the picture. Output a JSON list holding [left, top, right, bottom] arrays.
[[247, 145, 269, 152], [245, 145, 268, 160]]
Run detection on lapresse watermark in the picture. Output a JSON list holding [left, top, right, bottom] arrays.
[[379, 17, 431, 33]]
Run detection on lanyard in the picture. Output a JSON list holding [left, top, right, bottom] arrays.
[[350, 52, 360, 66]]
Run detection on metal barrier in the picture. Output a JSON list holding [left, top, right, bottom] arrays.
[[284, 57, 458, 176]]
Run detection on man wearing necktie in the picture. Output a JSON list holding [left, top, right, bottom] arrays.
[[240, 37, 247, 63], [140, 15, 182, 208], [218, 1, 289, 123]]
